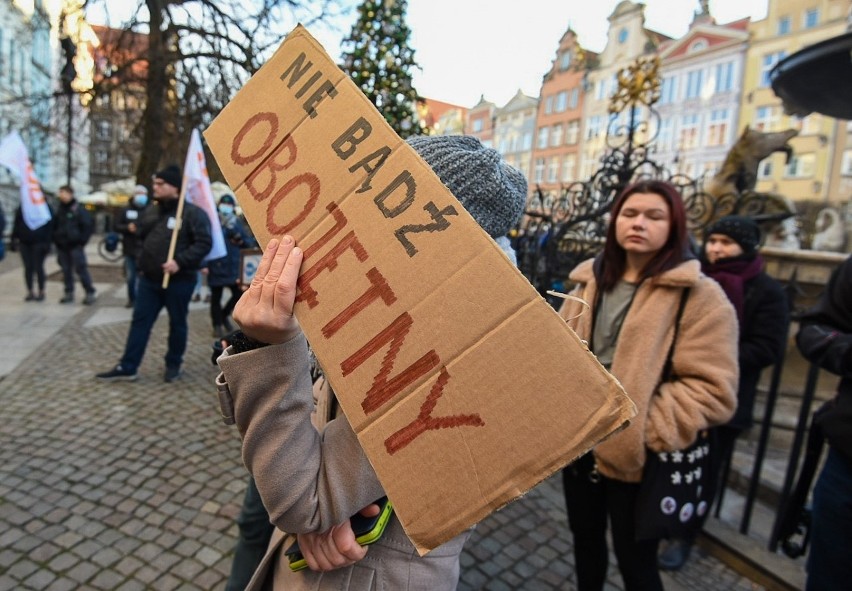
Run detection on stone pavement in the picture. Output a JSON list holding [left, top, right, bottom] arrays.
[[0, 240, 772, 590]]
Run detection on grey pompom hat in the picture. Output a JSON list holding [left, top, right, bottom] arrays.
[[407, 135, 527, 238]]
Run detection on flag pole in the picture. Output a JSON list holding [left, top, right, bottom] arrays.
[[161, 180, 188, 289]]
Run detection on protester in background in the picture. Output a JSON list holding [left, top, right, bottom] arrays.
[[795, 255, 852, 591], [96, 165, 212, 383], [658, 215, 789, 570], [53, 185, 97, 305], [207, 194, 255, 338], [11, 203, 53, 301], [558, 180, 738, 591], [215, 136, 526, 590], [115, 184, 150, 308]]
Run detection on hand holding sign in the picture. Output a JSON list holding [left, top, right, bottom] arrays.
[[233, 236, 304, 345]]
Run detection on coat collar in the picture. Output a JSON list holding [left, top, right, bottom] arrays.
[[569, 257, 701, 288]]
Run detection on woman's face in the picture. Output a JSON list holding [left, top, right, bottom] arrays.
[[704, 233, 743, 263], [615, 191, 671, 258]]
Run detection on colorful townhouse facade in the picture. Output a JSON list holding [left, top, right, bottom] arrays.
[[745, 0, 849, 204]]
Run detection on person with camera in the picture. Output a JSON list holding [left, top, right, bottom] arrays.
[[115, 184, 151, 308]]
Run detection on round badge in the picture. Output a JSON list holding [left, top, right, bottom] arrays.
[[679, 502, 695, 522], [697, 500, 708, 517], [660, 496, 677, 515]]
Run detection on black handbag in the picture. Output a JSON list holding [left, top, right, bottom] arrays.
[[634, 288, 718, 541]]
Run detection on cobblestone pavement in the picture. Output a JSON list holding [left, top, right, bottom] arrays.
[[0, 253, 767, 590]]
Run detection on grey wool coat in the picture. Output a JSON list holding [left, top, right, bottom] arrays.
[[558, 258, 739, 483], [216, 333, 470, 590]]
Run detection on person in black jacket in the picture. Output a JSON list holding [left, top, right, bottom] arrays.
[[796, 255, 852, 591], [53, 185, 96, 304], [96, 165, 212, 383], [206, 194, 255, 338], [659, 215, 789, 571], [115, 184, 150, 307], [11, 204, 53, 301]]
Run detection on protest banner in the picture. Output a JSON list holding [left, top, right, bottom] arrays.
[[0, 131, 52, 230], [205, 24, 636, 555]]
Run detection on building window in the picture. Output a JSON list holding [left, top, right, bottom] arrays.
[[679, 114, 700, 150], [537, 126, 549, 149], [585, 115, 603, 140], [555, 91, 568, 112], [778, 16, 791, 35], [95, 149, 109, 173], [559, 51, 572, 70], [569, 88, 579, 110], [688, 39, 708, 53], [657, 118, 673, 151], [472, 118, 483, 133], [561, 155, 576, 183], [618, 28, 628, 44], [117, 154, 133, 175], [685, 69, 703, 99], [841, 150, 852, 176], [804, 8, 819, 28], [565, 120, 580, 145], [522, 132, 532, 151], [754, 106, 780, 131], [534, 158, 545, 183], [96, 92, 110, 108], [715, 62, 734, 93], [761, 52, 786, 87], [547, 158, 559, 183], [96, 120, 112, 141], [659, 76, 677, 104], [544, 96, 554, 115], [551, 124, 563, 147], [706, 109, 729, 147], [784, 153, 815, 178]]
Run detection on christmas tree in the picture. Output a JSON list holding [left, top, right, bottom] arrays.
[[341, 0, 423, 138]]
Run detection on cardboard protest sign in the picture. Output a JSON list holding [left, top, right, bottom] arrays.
[[205, 24, 636, 555]]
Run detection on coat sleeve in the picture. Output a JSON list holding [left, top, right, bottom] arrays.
[[740, 276, 789, 372], [217, 333, 386, 534], [174, 207, 212, 270], [645, 278, 739, 451], [78, 207, 95, 245], [796, 256, 852, 378]]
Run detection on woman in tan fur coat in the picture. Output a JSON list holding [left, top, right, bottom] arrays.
[[558, 180, 738, 591]]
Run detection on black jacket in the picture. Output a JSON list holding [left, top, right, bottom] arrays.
[[797, 256, 852, 458], [732, 272, 790, 429], [53, 199, 93, 249], [137, 199, 212, 283], [12, 205, 53, 245]]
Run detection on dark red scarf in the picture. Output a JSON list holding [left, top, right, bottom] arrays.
[[701, 255, 764, 325]]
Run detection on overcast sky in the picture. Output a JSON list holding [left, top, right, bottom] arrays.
[[91, 0, 771, 107]]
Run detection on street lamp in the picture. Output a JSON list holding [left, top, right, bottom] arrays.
[[60, 35, 76, 185]]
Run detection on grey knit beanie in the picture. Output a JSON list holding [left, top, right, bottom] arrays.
[[407, 135, 527, 238]]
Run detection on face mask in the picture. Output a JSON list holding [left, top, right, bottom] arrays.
[[133, 194, 148, 208], [219, 204, 235, 216]]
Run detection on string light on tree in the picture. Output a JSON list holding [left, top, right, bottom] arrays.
[[340, 0, 424, 138]]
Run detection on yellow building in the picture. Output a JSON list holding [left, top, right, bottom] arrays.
[[743, 0, 848, 204]]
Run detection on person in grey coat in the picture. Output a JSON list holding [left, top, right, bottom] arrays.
[[215, 136, 527, 590]]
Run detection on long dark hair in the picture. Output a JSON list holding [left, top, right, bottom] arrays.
[[596, 180, 690, 292]]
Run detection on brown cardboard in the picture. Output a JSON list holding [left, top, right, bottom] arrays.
[[204, 24, 636, 555]]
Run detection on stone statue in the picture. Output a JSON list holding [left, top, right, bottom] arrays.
[[812, 207, 847, 252]]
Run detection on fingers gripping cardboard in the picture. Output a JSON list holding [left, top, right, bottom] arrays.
[[204, 25, 636, 555]]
